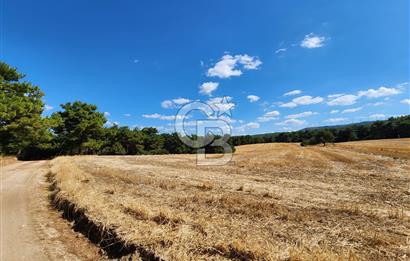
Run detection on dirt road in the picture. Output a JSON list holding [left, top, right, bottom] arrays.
[[1, 160, 100, 261]]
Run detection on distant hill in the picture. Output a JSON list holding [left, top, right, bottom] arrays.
[[300, 121, 374, 131], [249, 120, 375, 138], [230, 115, 410, 146]]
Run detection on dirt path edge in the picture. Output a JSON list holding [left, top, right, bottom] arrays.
[[47, 171, 165, 261]]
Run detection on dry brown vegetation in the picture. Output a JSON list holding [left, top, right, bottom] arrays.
[[1, 156, 17, 166], [48, 139, 410, 260]]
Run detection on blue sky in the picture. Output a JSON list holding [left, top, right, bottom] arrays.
[[2, 0, 409, 135]]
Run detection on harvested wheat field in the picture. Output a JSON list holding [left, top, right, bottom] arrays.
[[48, 139, 410, 260]]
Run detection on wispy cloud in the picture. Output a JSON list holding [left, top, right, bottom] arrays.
[[369, 102, 384, 106], [247, 95, 260, 102], [280, 95, 324, 108], [342, 107, 362, 114], [142, 113, 186, 121], [207, 54, 262, 78], [327, 94, 359, 106], [285, 111, 317, 119], [236, 122, 260, 132], [283, 90, 302, 96], [300, 33, 327, 48], [325, 118, 347, 123], [123, 113, 131, 117], [369, 114, 386, 119], [397, 82, 409, 89], [276, 119, 306, 126], [161, 98, 192, 108], [274, 48, 287, 54], [327, 93, 345, 98], [257, 110, 280, 122]]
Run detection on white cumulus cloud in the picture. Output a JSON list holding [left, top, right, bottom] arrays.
[[172, 98, 191, 105], [300, 33, 327, 48], [161, 100, 174, 109], [199, 82, 219, 96], [257, 110, 280, 122], [207, 54, 262, 78], [401, 99, 410, 105], [106, 120, 119, 127], [330, 110, 339, 114], [358, 86, 401, 98], [247, 95, 260, 102]]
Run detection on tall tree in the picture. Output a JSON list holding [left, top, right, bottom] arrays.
[[51, 101, 106, 154], [314, 130, 335, 146], [141, 127, 165, 153], [0, 62, 52, 158]]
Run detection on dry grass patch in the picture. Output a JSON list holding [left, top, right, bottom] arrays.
[[49, 139, 410, 260], [1, 156, 17, 166]]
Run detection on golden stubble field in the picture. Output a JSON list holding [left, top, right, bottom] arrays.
[[49, 139, 410, 260]]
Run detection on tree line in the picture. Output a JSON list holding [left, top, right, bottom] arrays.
[[1, 61, 409, 160], [0, 62, 230, 160], [231, 115, 410, 146]]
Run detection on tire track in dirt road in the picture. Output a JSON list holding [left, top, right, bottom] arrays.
[[1, 160, 101, 261]]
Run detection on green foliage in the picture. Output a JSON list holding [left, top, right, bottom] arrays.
[[231, 115, 410, 147], [335, 127, 358, 142], [0, 62, 24, 82], [100, 126, 145, 155], [142, 127, 164, 152], [306, 129, 335, 146], [51, 101, 106, 154], [0, 62, 53, 158], [316, 130, 335, 145]]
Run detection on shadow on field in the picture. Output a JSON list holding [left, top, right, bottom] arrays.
[[47, 172, 164, 261]]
